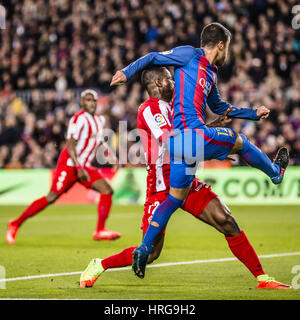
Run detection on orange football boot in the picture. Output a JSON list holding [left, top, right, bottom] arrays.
[[257, 274, 292, 289], [93, 229, 121, 241], [6, 220, 19, 244]]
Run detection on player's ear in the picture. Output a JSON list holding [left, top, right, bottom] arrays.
[[218, 41, 224, 51], [155, 78, 163, 88]]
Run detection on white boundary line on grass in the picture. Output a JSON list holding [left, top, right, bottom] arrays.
[[1, 251, 300, 284]]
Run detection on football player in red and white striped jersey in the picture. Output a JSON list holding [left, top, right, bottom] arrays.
[[6, 90, 121, 244]]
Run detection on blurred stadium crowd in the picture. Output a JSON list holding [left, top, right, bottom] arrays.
[[0, 0, 299, 169]]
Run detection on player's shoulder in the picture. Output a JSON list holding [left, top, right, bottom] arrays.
[[73, 109, 85, 118], [159, 45, 196, 55], [138, 98, 171, 122], [138, 98, 171, 132], [178, 45, 197, 51], [179, 45, 199, 56], [138, 97, 160, 114], [74, 109, 85, 116], [70, 109, 85, 123], [137, 98, 159, 129]]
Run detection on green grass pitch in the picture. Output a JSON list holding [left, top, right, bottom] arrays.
[[0, 204, 299, 300]]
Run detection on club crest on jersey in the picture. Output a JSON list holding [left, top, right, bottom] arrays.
[[160, 50, 173, 55], [154, 113, 166, 127]]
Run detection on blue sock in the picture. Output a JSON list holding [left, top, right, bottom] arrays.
[[142, 194, 183, 253], [238, 134, 280, 179]]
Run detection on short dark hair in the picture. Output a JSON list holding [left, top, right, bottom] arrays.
[[141, 67, 168, 89], [201, 22, 231, 47]]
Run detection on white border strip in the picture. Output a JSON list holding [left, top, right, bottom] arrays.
[[1, 251, 300, 284]]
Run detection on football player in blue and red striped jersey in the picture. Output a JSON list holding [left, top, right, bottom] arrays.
[[110, 22, 289, 280], [81, 67, 290, 290]]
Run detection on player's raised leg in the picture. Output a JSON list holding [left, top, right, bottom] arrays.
[[89, 177, 121, 241], [199, 197, 291, 289], [231, 133, 289, 184], [5, 191, 60, 244]]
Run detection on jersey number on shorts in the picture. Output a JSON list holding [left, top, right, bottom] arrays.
[[56, 171, 67, 191]]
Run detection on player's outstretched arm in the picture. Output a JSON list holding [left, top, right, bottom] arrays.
[[110, 46, 196, 86], [207, 83, 268, 121]]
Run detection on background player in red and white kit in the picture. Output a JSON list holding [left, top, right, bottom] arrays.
[[80, 68, 291, 289], [6, 90, 121, 244]]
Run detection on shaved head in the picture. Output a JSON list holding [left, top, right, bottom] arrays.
[[141, 67, 174, 102], [142, 67, 170, 90]]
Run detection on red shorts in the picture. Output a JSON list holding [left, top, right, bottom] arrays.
[[141, 178, 217, 233], [50, 158, 104, 194]]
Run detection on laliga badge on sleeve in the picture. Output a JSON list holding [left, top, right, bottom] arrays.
[[154, 114, 167, 127]]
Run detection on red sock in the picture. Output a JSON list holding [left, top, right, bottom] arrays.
[[101, 246, 137, 270], [13, 196, 49, 227], [226, 231, 265, 278], [96, 194, 112, 231]]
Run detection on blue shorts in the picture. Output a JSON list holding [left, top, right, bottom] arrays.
[[168, 127, 237, 189]]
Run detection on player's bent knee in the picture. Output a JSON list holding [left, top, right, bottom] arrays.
[[230, 133, 243, 154], [103, 182, 114, 195], [100, 186, 113, 195], [92, 180, 113, 194], [169, 186, 190, 201], [104, 187, 113, 195]]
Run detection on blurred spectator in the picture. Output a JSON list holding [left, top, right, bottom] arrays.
[[0, 0, 299, 168]]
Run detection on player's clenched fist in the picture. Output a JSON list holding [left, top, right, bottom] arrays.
[[110, 71, 127, 86], [256, 106, 270, 119]]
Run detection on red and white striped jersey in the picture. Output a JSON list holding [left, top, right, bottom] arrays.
[[62, 109, 106, 167], [137, 97, 172, 201]]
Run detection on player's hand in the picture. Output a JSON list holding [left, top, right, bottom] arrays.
[[207, 106, 233, 127], [256, 106, 270, 119], [112, 163, 119, 172], [77, 168, 90, 181], [110, 71, 127, 86]]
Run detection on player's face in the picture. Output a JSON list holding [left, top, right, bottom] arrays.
[[161, 70, 174, 102], [216, 39, 230, 66], [81, 94, 97, 115]]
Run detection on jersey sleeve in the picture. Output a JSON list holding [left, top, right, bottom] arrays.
[[122, 46, 197, 81], [207, 81, 259, 121], [140, 106, 170, 140], [67, 115, 85, 140]]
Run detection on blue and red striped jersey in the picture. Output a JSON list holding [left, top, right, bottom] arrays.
[[122, 45, 259, 133]]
